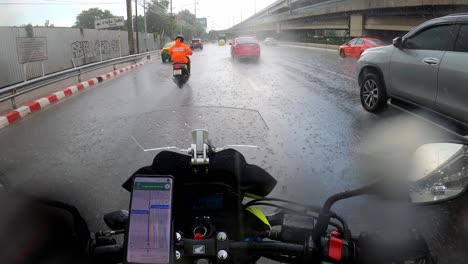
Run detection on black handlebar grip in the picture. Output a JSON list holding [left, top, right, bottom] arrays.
[[92, 245, 123, 264], [355, 232, 435, 264]]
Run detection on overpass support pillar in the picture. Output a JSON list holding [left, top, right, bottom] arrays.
[[276, 23, 281, 34], [350, 14, 364, 37]]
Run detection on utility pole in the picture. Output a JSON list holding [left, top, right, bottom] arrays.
[[194, 0, 197, 18], [170, 0, 172, 15], [135, 0, 140, 53], [127, 0, 135, 54], [254, 0, 257, 14], [143, 0, 147, 51]]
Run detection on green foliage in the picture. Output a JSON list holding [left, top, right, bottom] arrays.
[[140, 1, 206, 40], [24, 24, 33, 37], [74, 8, 114, 29], [72, 1, 206, 42], [174, 9, 206, 40]]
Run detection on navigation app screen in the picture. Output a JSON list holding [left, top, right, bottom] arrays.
[[127, 176, 173, 264]]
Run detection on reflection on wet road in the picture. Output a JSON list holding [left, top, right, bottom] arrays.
[[0, 43, 464, 262]]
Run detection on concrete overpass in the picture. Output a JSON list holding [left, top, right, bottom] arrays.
[[416, 145, 468, 188], [219, 0, 468, 40]]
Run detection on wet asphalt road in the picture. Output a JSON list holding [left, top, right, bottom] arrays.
[[0, 43, 466, 262]]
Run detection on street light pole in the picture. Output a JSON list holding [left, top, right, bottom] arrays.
[[143, 0, 148, 51], [135, 0, 140, 53], [126, 0, 135, 54]]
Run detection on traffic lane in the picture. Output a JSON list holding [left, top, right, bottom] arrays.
[[271, 44, 358, 80], [189, 44, 362, 197]]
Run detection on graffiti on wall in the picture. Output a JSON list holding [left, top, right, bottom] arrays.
[[71, 39, 120, 58], [71, 41, 90, 58]]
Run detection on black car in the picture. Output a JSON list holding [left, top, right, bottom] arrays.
[[190, 38, 203, 50]]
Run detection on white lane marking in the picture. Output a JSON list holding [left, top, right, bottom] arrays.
[[246, 77, 260, 91], [36, 97, 50, 108], [54, 91, 65, 100], [70, 86, 78, 94], [0, 116, 9, 128], [16, 106, 31, 118]]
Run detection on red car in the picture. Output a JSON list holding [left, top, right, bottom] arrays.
[[339, 38, 385, 58], [230, 36, 260, 60]]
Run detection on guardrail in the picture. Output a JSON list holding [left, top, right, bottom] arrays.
[[0, 50, 159, 109]]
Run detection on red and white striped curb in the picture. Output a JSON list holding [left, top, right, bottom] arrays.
[[0, 59, 154, 129]]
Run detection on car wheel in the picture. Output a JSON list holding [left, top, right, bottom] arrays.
[[339, 49, 345, 58], [360, 72, 387, 113]]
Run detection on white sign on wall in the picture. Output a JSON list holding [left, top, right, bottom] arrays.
[[95, 17, 125, 29], [16, 37, 48, 64]]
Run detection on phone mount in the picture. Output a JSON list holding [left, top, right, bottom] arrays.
[[189, 129, 210, 172]]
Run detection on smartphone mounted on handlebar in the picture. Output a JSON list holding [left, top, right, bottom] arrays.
[[125, 175, 174, 264]]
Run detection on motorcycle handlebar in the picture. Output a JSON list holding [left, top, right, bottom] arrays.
[[91, 233, 434, 264]]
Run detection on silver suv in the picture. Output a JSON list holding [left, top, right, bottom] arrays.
[[357, 14, 468, 126]]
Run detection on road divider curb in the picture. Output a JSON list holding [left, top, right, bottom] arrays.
[[280, 41, 340, 51], [0, 59, 155, 129]]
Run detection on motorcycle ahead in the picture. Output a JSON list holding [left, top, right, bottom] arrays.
[[173, 62, 190, 88]]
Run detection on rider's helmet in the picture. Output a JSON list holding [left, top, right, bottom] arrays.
[[175, 35, 184, 43]]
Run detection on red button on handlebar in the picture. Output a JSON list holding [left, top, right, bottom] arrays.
[[194, 233, 204, 240], [329, 237, 343, 261]]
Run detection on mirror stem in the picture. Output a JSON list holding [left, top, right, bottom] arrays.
[[312, 185, 374, 242]]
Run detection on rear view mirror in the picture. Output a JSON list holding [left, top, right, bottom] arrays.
[[409, 143, 468, 204], [393, 37, 403, 48]]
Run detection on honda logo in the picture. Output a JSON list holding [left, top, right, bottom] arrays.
[[193, 245, 206, 254]]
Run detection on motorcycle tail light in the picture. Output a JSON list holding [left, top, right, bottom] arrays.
[[174, 65, 182, 69]]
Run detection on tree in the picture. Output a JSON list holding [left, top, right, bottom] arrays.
[[145, 0, 173, 36], [44, 20, 54, 27], [74, 8, 114, 29], [174, 9, 207, 40]]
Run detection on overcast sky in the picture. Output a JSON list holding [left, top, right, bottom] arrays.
[[0, 0, 276, 30]]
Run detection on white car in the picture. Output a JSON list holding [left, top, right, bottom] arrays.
[[430, 183, 446, 195]]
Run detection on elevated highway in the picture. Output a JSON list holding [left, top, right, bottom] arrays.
[[220, 0, 468, 40]]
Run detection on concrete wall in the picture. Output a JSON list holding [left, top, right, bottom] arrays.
[[0, 27, 157, 88]]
